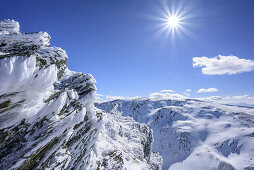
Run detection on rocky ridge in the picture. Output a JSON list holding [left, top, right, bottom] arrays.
[[0, 20, 162, 170]]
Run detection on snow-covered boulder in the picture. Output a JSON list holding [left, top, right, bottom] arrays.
[[0, 20, 162, 170]]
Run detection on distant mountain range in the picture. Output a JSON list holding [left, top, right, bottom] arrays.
[[97, 98, 254, 170]]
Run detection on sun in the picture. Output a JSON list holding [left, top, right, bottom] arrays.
[[163, 12, 185, 36], [156, 12, 185, 36], [165, 14, 183, 33], [151, 0, 195, 38], [167, 15, 180, 28]]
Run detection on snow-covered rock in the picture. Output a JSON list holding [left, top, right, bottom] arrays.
[[0, 31, 50, 55], [0, 19, 20, 35], [97, 98, 254, 170], [0, 20, 162, 170], [88, 109, 162, 170]]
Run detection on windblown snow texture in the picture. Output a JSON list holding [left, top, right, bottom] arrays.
[[97, 98, 254, 170], [0, 20, 162, 170]]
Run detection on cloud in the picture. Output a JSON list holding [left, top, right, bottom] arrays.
[[106, 96, 141, 101], [183, 92, 190, 96], [198, 95, 254, 106], [149, 92, 189, 100], [105, 96, 126, 100], [193, 55, 254, 75], [95, 94, 125, 103], [96, 94, 141, 103], [95, 93, 106, 103], [197, 88, 218, 93], [185, 89, 191, 92], [97, 92, 254, 106], [222, 95, 254, 105], [160, 89, 175, 93]]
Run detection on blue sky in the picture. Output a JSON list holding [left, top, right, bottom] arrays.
[[1, 0, 254, 102]]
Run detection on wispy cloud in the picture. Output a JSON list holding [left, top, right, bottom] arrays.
[[198, 95, 254, 106], [160, 89, 175, 93], [183, 92, 190, 96], [197, 88, 218, 93], [193, 55, 254, 75], [97, 92, 254, 106], [95, 93, 106, 103], [105, 96, 126, 100], [149, 92, 189, 100], [96, 94, 141, 102], [185, 89, 191, 92]]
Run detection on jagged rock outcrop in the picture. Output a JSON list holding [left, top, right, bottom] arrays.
[[0, 20, 162, 170], [97, 98, 254, 170]]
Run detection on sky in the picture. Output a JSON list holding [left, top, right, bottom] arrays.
[[1, 0, 254, 103]]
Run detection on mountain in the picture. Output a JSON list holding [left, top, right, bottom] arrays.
[[96, 98, 254, 170], [0, 20, 162, 170]]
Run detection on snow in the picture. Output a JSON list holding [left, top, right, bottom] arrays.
[[0, 32, 50, 54], [97, 98, 254, 170], [3, 18, 253, 170], [0, 55, 57, 96], [88, 108, 162, 170], [0, 55, 58, 128], [0, 19, 162, 170], [0, 19, 20, 35]]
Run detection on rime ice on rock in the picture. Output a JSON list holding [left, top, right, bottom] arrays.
[[0, 32, 50, 55], [0, 19, 20, 35], [0, 20, 162, 170]]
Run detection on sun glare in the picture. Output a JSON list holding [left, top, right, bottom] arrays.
[[156, 11, 186, 37], [152, 1, 194, 38], [167, 15, 180, 28]]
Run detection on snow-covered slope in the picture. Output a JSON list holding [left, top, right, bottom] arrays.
[[0, 20, 162, 170], [97, 98, 254, 170], [89, 109, 162, 170]]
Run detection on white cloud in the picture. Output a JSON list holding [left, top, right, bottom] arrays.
[[160, 89, 175, 93], [197, 88, 218, 93], [95, 94, 124, 103], [95, 93, 106, 103], [185, 89, 191, 92], [198, 95, 254, 106], [183, 92, 190, 96], [97, 92, 254, 106], [222, 95, 254, 105], [149, 92, 189, 100], [193, 55, 254, 75], [96, 94, 141, 102], [105, 96, 126, 100]]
